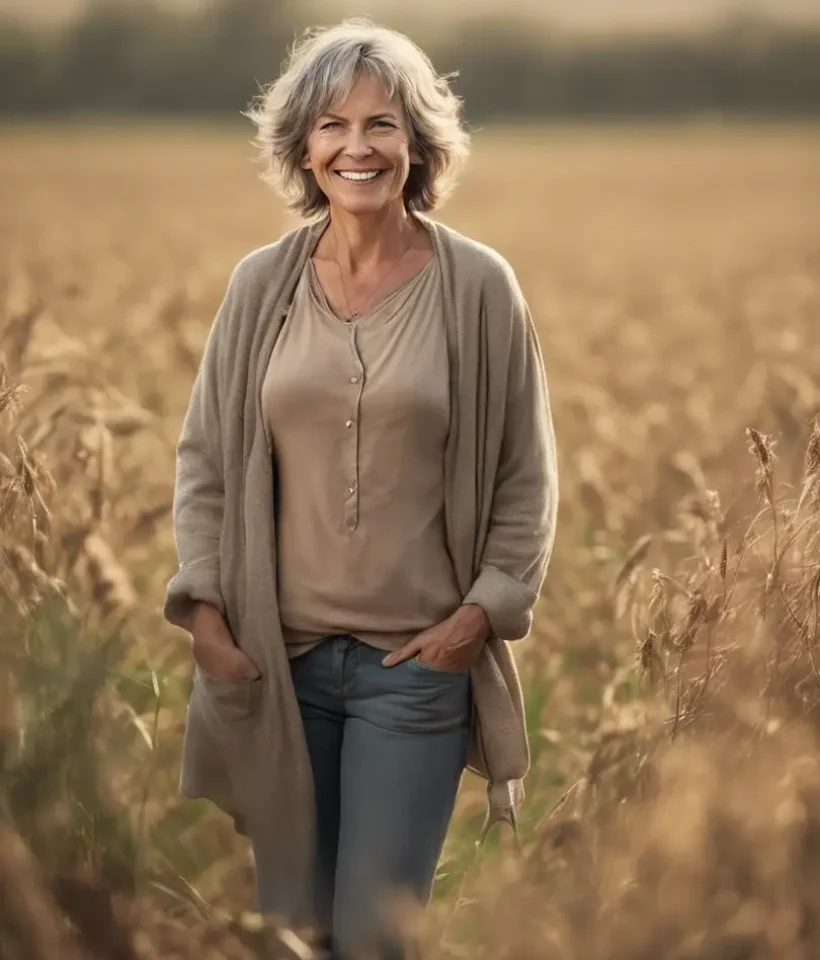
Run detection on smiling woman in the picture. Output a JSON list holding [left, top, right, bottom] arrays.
[[242, 22, 472, 321], [303, 76, 419, 223], [166, 17, 558, 960], [244, 20, 469, 218]]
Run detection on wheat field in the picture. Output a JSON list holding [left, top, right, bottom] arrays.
[[1, 123, 820, 958]]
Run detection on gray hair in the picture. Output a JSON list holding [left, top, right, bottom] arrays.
[[244, 19, 471, 218]]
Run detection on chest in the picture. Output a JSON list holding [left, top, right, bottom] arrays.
[[312, 248, 434, 322], [236, 229, 502, 598], [263, 278, 449, 441]]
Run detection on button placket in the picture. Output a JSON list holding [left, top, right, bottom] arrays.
[[344, 326, 364, 532]]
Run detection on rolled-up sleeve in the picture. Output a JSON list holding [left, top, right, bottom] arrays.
[[163, 277, 235, 632], [463, 276, 558, 640]]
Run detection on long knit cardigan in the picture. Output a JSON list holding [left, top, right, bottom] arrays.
[[163, 215, 559, 923]]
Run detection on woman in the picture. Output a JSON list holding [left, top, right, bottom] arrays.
[[163, 18, 558, 960]]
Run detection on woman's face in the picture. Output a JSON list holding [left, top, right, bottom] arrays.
[[302, 72, 421, 218]]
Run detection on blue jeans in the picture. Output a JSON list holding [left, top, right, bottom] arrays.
[[253, 634, 472, 960]]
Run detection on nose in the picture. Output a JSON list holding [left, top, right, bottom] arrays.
[[343, 125, 373, 161]]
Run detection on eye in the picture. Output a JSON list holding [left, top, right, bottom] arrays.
[[320, 120, 341, 130], [372, 120, 395, 129]]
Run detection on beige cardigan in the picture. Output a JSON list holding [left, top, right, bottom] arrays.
[[163, 215, 558, 922]]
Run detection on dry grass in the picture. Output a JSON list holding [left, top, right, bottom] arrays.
[[0, 122, 819, 958]]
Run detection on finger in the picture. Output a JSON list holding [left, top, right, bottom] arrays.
[[229, 648, 260, 675], [240, 654, 262, 680], [382, 641, 420, 667]]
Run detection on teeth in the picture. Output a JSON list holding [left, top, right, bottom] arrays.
[[338, 171, 381, 182]]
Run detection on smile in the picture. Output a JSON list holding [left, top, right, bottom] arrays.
[[335, 170, 384, 182]]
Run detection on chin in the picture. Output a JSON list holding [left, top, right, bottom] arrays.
[[334, 196, 396, 217]]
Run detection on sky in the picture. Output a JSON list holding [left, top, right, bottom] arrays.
[[3, 0, 819, 29]]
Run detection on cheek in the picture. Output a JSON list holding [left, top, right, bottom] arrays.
[[387, 136, 412, 168], [303, 135, 334, 171]]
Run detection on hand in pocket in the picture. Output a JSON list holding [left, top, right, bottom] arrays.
[[190, 603, 261, 682]]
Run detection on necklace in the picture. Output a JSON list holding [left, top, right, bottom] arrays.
[[332, 227, 415, 323]]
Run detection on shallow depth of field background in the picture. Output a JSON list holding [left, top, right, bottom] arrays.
[[2, 1, 820, 958]]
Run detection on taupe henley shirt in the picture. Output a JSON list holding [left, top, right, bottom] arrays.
[[262, 252, 463, 658]]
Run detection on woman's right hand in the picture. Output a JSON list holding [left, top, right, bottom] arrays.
[[190, 602, 261, 683]]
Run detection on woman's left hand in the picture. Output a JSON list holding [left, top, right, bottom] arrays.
[[382, 605, 491, 672]]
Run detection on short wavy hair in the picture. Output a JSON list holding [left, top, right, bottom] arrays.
[[244, 19, 471, 218]]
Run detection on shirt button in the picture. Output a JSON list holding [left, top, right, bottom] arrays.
[[348, 485, 356, 494], [349, 376, 359, 384], [345, 420, 353, 428]]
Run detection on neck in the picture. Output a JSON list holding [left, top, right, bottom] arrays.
[[325, 201, 416, 274]]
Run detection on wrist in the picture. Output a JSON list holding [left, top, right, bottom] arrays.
[[457, 603, 491, 641], [190, 601, 224, 633]]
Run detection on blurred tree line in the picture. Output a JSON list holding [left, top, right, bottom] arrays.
[[0, 0, 818, 118]]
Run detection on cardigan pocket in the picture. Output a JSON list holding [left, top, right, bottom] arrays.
[[195, 669, 262, 723]]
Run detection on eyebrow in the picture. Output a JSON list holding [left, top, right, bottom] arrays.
[[319, 111, 399, 122]]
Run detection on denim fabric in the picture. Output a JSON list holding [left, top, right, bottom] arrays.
[[252, 634, 472, 960]]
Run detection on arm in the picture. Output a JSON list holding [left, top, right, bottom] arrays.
[[162, 277, 235, 633], [462, 277, 559, 641]]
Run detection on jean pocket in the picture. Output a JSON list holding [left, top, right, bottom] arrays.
[[407, 655, 470, 678]]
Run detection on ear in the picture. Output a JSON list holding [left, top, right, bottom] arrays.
[[409, 144, 423, 165], [300, 151, 312, 171]]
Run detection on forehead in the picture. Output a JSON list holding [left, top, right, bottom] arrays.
[[323, 70, 401, 116]]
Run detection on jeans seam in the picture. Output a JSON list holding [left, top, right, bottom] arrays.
[[332, 636, 344, 696], [343, 642, 358, 696]]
